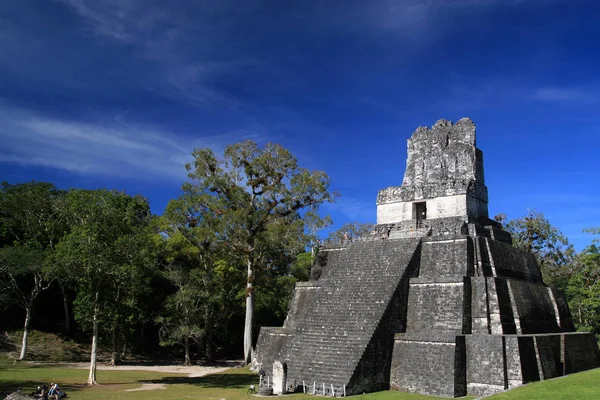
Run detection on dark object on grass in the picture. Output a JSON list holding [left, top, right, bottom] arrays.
[[4, 391, 35, 400], [257, 386, 273, 396]]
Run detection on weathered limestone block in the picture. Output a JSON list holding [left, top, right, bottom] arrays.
[[376, 118, 488, 224], [272, 360, 287, 395], [465, 335, 505, 396], [563, 332, 600, 373], [253, 327, 292, 374], [405, 279, 470, 334], [391, 334, 466, 397], [419, 236, 473, 278]]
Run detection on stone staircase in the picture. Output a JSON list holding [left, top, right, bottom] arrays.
[[256, 238, 421, 395]]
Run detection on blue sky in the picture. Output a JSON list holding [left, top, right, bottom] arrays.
[[1, 0, 599, 249]]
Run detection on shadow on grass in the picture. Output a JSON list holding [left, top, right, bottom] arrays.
[[0, 381, 85, 397], [0, 362, 73, 371], [117, 359, 242, 368], [142, 373, 257, 389]]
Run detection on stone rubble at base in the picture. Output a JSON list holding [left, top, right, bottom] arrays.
[[254, 118, 600, 398]]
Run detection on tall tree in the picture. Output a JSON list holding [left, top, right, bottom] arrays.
[[0, 181, 66, 360], [156, 270, 205, 366], [54, 189, 153, 384], [181, 140, 336, 363]]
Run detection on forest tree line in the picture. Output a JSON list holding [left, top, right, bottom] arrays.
[[1, 140, 599, 385]]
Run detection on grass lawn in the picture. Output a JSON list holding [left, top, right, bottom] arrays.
[[486, 368, 600, 400], [0, 354, 456, 400], [1, 354, 599, 399]]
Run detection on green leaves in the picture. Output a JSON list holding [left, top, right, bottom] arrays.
[[567, 237, 600, 337], [503, 209, 574, 290], [54, 189, 156, 337]]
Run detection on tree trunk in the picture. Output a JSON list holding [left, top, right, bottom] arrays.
[[206, 336, 215, 364], [18, 304, 32, 361], [198, 335, 205, 362], [109, 323, 120, 366], [205, 307, 215, 364], [88, 292, 99, 385], [184, 336, 191, 366], [58, 279, 71, 333], [243, 257, 254, 365]]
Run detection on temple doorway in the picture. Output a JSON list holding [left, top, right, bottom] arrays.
[[414, 202, 427, 222]]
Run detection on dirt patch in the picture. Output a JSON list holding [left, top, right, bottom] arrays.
[[67, 363, 234, 392], [67, 363, 231, 377], [125, 383, 167, 391]]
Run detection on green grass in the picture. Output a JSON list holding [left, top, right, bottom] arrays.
[[486, 368, 600, 400], [1, 354, 599, 399]]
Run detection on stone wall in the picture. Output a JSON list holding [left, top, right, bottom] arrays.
[[377, 194, 488, 224], [406, 280, 470, 334], [485, 238, 543, 282], [391, 334, 466, 397], [465, 335, 505, 396], [563, 332, 600, 373], [282, 282, 320, 330], [507, 279, 562, 334], [419, 236, 473, 278]]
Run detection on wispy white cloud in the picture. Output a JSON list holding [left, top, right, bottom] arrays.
[[0, 102, 265, 180], [532, 87, 600, 104], [443, 77, 600, 112], [345, 0, 555, 38], [55, 0, 551, 110], [57, 0, 136, 42], [55, 0, 259, 109]]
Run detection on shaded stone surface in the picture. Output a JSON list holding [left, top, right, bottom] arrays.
[[255, 118, 600, 398]]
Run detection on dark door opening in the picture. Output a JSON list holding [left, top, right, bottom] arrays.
[[415, 202, 427, 221]]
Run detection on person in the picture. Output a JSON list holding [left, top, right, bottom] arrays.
[[48, 383, 57, 399], [35, 384, 49, 399], [48, 383, 65, 399]]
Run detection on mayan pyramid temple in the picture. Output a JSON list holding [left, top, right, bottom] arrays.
[[255, 118, 600, 398]]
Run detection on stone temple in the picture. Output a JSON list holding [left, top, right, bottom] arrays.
[[255, 118, 600, 397]]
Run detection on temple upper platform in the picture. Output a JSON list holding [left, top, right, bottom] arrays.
[[377, 118, 489, 224]]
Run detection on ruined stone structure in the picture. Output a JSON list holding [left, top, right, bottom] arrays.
[[255, 118, 600, 397]]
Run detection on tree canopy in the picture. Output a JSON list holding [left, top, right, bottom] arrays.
[[171, 140, 336, 363]]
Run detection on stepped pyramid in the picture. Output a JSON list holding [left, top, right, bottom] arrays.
[[255, 118, 600, 397]]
